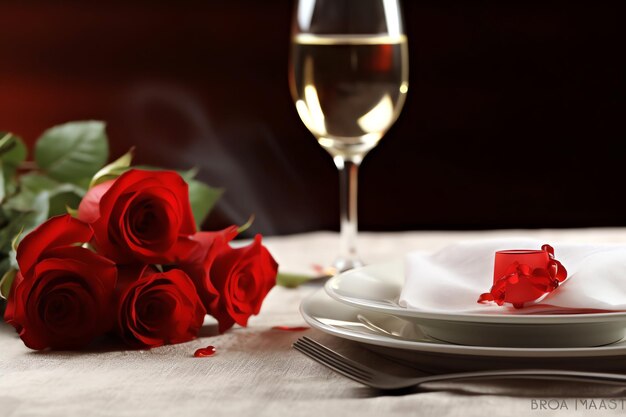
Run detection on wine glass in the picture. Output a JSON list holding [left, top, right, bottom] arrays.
[[289, 0, 409, 273]]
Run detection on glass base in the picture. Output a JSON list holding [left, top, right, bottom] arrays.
[[331, 257, 364, 274]]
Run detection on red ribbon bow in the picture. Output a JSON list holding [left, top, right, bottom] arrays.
[[478, 244, 568, 309]]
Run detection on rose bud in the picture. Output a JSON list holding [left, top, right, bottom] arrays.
[[176, 226, 239, 310], [204, 235, 278, 333]]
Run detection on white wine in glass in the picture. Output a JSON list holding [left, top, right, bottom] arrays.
[[289, 0, 408, 273]]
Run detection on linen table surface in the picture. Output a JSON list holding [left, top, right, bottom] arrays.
[[2, 229, 626, 417]]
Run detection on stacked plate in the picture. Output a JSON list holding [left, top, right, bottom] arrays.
[[301, 261, 626, 371]]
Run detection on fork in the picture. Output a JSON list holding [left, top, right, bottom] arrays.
[[293, 336, 626, 391]]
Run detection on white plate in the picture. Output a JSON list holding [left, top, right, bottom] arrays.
[[324, 262, 626, 348], [301, 288, 626, 371]]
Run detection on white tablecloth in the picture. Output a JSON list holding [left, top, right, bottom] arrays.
[[2, 229, 626, 417]]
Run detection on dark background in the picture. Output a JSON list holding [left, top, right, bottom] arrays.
[[0, 1, 624, 235]]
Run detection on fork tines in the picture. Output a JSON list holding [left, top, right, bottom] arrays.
[[293, 336, 374, 384]]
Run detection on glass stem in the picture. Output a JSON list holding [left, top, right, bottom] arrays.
[[334, 156, 362, 271]]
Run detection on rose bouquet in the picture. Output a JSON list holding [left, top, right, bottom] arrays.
[[0, 121, 278, 350]]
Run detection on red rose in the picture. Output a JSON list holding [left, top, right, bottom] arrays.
[[117, 268, 206, 348], [4, 215, 117, 350], [78, 169, 196, 264], [177, 226, 239, 308], [205, 235, 278, 333], [16, 214, 94, 280]]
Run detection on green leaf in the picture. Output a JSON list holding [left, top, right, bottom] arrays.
[[16, 175, 86, 218], [187, 179, 222, 229], [132, 165, 198, 182], [0, 267, 16, 300], [11, 226, 23, 252], [0, 133, 27, 166], [22, 192, 50, 232], [0, 214, 26, 253], [0, 257, 9, 282], [180, 167, 198, 182], [0, 160, 5, 204], [66, 205, 79, 217], [19, 173, 60, 194], [89, 147, 134, 188], [237, 214, 255, 234], [0, 191, 50, 250], [49, 190, 83, 217], [14, 172, 85, 201], [276, 272, 315, 288], [34, 121, 109, 183], [2, 189, 36, 212], [0, 133, 11, 150], [0, 134, 27, 201], [0, 132, 16, 154], [8, 247, 17, 270]]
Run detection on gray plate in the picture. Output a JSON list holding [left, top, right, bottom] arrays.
[[302, 288, 626, 365], [324, 261, 626, 348]]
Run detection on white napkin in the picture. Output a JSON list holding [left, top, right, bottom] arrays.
[[399, 238, 626, 314]]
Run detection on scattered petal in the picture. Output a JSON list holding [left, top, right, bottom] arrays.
[[271, 325, 310, 332], [194, 346, 216, 357]]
